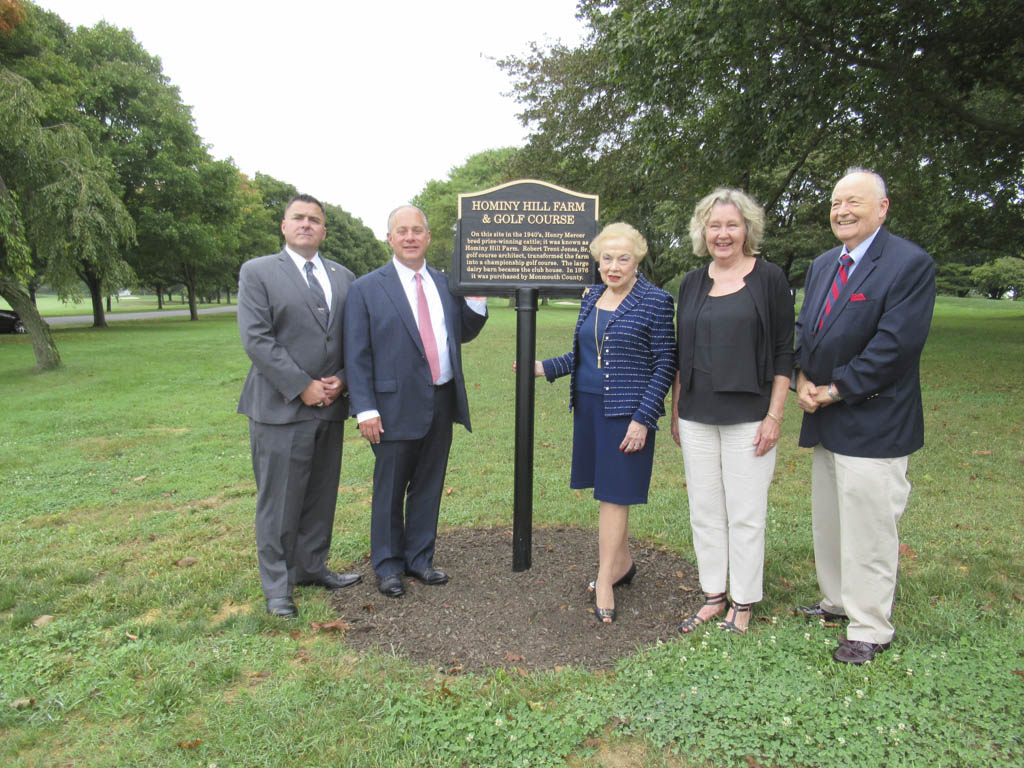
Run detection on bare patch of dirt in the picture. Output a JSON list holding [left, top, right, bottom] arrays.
[[330, 526, 703, 673], [211, 600, 252, 624]]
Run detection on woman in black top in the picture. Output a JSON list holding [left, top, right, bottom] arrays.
[[672, 188, 794, 634]]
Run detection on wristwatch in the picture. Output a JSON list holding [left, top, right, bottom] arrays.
[[826, 383, 841, 402]]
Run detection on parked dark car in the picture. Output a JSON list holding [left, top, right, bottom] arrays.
[[0, 309, 26, 334]]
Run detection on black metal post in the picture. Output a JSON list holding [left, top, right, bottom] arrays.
[[513, 286, 539, 571]]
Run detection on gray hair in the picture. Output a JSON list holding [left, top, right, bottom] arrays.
[[387, 205, 430, 233], [841, 167, 887, 199]]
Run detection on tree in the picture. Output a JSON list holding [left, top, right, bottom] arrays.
[[501, 0, 1024, 285], [3, 4, 217, 326], [1, 58, 132, 369], [935, 263, 974, 297], [412, 148, 519, 272], [319, 203, 389, 277], [971, 257, 1024, 299], [248, 172, 387, 277], [132, 157, 241, 320]]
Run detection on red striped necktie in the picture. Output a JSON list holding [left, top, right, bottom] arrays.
[[815, 251, 853, 334]]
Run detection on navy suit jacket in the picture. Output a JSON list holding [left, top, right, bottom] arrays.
[[542, 275, 676, 430], [795, 227, 935, 458], [343, 262, 487, 441]]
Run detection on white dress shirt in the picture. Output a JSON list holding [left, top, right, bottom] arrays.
[[286, 246, 332, 310], [356, 257, 486, 424], [842, 226, 882, 278]]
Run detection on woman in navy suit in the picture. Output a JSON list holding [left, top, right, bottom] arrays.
[[672, 189, 794, 635], [526, 222, 676, 623]]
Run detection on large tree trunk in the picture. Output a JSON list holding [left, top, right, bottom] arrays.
[[0, 279, 61, 370], [155, 283, 164, 309], [80, 266, 107, 328]]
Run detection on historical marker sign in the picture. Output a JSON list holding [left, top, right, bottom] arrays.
[[451, 179, 599, 296]]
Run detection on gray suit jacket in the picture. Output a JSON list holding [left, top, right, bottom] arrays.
[[343, 262, 487, 440], [237, 250, 355, 424]]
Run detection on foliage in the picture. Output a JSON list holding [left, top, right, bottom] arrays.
[[500, 0, 1024, 286], [0, 297, 1022, 766], [971, 256, 1024, 299], [0, 0, 25, 34], [935, 262, 974, 297], [0, 14, 133, 365], [2, 3, 380, 332], [320, 202, 389, 277], [412, 147, 519, 271]]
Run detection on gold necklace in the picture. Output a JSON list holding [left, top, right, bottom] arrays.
[[594, 308, 604, 368]]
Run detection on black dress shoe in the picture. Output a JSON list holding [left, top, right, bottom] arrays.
[[266, 597, 298, 618], [833, 637, 890, 665], [378, 574, 405, 597], [298, 570, 362, 590], [795, 602, 848, 621], [405, 567, 449, 585]]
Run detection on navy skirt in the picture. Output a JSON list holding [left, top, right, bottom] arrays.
[[570, 391, 656, 506]]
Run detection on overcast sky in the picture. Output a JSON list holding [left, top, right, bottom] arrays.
[[37, 0, 587, 239]]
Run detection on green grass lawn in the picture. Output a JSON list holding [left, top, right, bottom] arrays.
[[0, 293, 229, 317], [0, 299, 1022, 767]]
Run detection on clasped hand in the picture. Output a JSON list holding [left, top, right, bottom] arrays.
[[796, 371, 836, 414], [300, 376, 343, 408]]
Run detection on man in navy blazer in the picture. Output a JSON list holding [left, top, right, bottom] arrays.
[[343, 205, 488, 597], [238, 195, 362, 618], [794, 169, 935, 664]]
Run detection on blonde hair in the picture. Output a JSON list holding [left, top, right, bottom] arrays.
[[590, 222, 648, 262], [688, 188, 765, 258]]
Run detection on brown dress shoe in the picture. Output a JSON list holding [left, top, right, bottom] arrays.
[[832, 637, 890, 664]]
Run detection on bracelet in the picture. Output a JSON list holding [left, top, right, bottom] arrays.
[[766, 411, 782, 424], [827, 383, 841, 402]]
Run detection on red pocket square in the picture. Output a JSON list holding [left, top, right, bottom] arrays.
[[850, 293, 866, 302]]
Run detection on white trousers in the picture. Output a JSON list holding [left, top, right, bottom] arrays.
[[812, 446, 910, 644], [679, 419, 776, 604]]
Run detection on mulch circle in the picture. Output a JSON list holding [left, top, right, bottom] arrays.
[[329, 526, 704, 674]]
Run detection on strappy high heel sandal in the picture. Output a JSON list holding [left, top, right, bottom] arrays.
[[677, 592, 727, 634], [587, 562, 637, 593], [718, 602, 753, 635]]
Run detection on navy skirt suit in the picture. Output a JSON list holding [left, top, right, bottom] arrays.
[[542, 275, 676, 504]]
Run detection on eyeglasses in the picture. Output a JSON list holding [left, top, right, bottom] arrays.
[[599, 254, 634, 265]]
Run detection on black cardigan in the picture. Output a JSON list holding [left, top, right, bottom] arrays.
[[676, 258, 795, 393]]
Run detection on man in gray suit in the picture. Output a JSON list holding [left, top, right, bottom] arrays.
[[238, 194, 361, 618], [344, 205, 487, 597]]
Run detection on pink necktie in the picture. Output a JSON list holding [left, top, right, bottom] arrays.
[[414, 273, 442, 384]]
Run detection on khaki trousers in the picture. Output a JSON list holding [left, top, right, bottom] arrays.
[[812, 446, 910, 644], [679, 419, 777, 604]]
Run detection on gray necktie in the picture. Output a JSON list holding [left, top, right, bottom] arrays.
[[303, 260, 329, 322]]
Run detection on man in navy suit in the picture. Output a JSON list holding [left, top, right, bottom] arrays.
[[794, 169, 935, 664], [238, 195, 362, 618], [343, 205, 488, 597]]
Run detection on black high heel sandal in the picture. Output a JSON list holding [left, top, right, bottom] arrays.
[[677, 592, 728, 634], [587, 562, 637, 593], [593, 591, 616, 624]]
